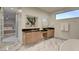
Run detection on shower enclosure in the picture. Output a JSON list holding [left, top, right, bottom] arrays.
[[0, 7, 20, 50]]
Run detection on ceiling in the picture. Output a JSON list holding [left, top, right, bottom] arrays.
[[38, 7, 70, 13]]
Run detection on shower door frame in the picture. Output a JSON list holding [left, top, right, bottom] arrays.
[[0, 8, 4, 43], [1, 7, 20, 44]]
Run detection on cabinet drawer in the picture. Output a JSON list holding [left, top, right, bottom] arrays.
[[47, 29, 54, 38]]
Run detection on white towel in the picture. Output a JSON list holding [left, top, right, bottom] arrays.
[[60, 23, 69, 32], [64, 23, 69, 32], [60, 23, 65, 31]]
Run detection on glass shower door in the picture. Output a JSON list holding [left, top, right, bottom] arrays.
[[0, 7, 19, 51], [0, 10, 1, 42], [0, 8, 4, 44], [3, 8, 17, 42], [4, 7, 18, 50]]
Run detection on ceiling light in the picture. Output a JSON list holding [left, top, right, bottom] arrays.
[[18, 9, 22, 13], [10, 8, 14, 10]]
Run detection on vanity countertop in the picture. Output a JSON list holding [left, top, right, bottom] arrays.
[[22, 27, 54, 32], [43, 27, 54, 29], [22, 28, 39, 32]]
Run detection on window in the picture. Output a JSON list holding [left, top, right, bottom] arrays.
[[56, 10, 79, 20]]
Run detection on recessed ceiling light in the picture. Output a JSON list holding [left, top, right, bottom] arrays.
[[18, 9, 22, 13], [10, 8, 14, 10]]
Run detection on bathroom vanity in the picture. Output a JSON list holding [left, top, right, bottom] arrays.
[[22, 28, 54, 45]]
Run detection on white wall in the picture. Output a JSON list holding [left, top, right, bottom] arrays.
[[19, 7, 49, 43], [21, 7, 49, 28], [49, 14, 79, 39], [20, 7, 79, 42]]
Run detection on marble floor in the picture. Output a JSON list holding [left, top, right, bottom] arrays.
[[0, 37, 67, 51], [18, 38, 67, 51], [0, 35, 20, 51]]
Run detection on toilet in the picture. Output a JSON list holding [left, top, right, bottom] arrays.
[[60, 39, 79, 51]]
